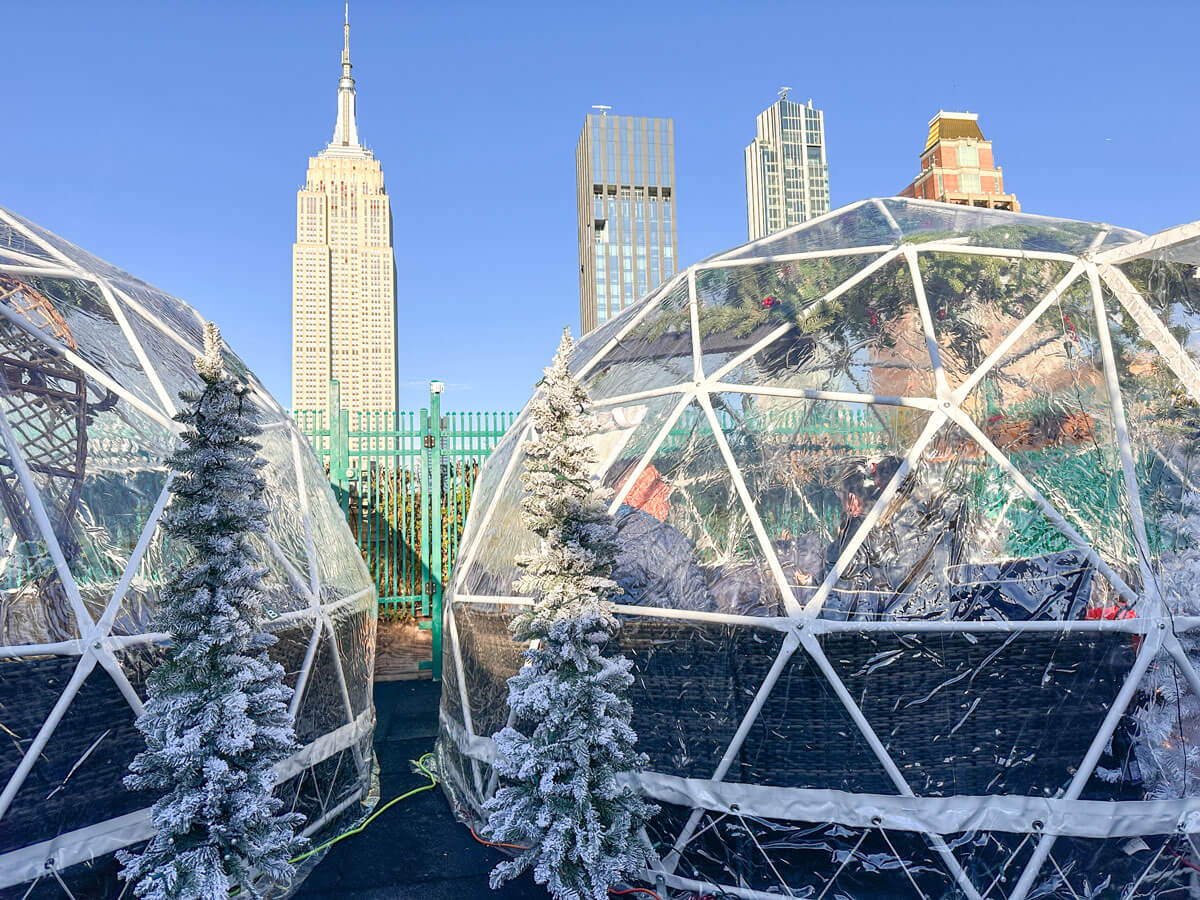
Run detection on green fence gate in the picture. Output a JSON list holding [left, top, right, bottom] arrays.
[[293, 380, 517, 679]]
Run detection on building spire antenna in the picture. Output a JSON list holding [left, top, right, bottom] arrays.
[[331, 2, 359, 148], [342, 2, 352, 76]]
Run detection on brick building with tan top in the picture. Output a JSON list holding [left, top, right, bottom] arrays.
[[899, 111, 1020, 211]]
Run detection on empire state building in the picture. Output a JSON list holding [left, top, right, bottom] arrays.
[[292, 7, 396, 415]]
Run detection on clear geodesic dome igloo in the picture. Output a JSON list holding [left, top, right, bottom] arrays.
[[438, 198, 1200, 899], [0, 208, 377, 898]]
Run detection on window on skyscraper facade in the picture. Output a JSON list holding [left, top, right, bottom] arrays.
[[957, 143, 979, 168]]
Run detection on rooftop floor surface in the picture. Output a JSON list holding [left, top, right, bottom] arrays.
[[295, 680, 545, 900]]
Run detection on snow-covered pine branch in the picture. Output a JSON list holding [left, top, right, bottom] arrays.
[[483, 328, 657, 900], [1136, 490, 1200, 799], [118, 323, 304, 900]]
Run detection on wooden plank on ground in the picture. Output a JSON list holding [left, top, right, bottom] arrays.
[[375, 618, 433, 682]]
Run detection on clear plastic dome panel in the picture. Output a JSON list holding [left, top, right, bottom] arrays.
[[693, 254, 887, 376], [719, 200, 899, 260], [579, 279, 695, 400]]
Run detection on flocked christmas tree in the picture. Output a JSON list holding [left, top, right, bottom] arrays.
[[118, 323, 304, 899], [484, 328, 658, 899], [1135, 490, 1200, 798]]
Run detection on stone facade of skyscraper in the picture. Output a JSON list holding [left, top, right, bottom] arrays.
[[576, 113, 677, 335], [899, 111, 1020, 211], [292, 9, 396, 414], [744, 93, 830, 241]]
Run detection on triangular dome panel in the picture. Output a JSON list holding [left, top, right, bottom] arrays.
[[257, 427, 316, 592], [1, 665, 143, 856], [827, 627, 1137, 798], [817, 419, 1139, 618], [456, 435, 533, 598], [961, 376, 1142, 601], [578, 277, 694, 400], [880, 198, 1108, 254], [619, 396, 786, 616], [453, 599, 527, 741], [0, 221, 59, 264], [61, 395, 173, 605], [569, 276, 683, 377], [0, 274, 171, 417], [693, 252, 886, 377], [918, 251, 1078, 388], [291, 626, 349, 744], [721, 200, 899, 261], [619, 620, 789, 780], [740, 640, 901, 794], [591, 394, 690, 495], [112, 279, 207, 360], [292, 427, 375, 601]]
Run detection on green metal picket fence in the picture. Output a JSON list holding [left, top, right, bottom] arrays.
[[292, 380, 517, 679], [293, 382, 1152, 679]]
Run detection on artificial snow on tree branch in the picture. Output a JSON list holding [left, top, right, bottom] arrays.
[[1136, 490, 1200, 799], [118, 322, 304, 899], [483, 328, 657, 900]]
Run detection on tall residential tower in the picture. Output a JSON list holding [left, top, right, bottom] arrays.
[[898, 111, 1020, 211], [292, 8, 397, 414], [745, 92, 830, 241], [576, 112, 677, 335]]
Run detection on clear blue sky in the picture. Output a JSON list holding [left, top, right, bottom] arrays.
[[2, 1, 1196, 413]]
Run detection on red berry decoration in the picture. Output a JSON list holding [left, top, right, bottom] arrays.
[[1063, 313, 1079, 341]]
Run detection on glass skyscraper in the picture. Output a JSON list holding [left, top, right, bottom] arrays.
[[744, 93, 830, 241], [576, 113, 677, 334]]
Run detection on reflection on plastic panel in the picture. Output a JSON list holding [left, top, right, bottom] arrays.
[[720, 201, 897, 260], [881, 198, 1108, 254], [580, 280, 694, 400], [1, 275, 167, 416], [695, 254, 887, 385]]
